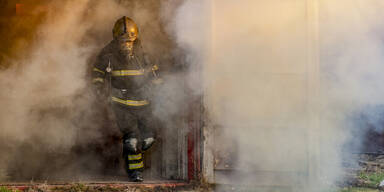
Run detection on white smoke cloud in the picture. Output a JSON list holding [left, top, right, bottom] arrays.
[[170, 0, 384, 191], [2, 0, 384, 189], [0, 0, 176, 180]]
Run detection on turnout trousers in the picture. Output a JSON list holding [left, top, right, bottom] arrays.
[[111, 101, 156, 175]]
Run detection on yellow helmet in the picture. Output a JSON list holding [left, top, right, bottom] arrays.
[[112, 16, 138, 41]]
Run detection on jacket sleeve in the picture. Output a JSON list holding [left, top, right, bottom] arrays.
[[142, 53, 162, 85], [91, 51, 109, 88]]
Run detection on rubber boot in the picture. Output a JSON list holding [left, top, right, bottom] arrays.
[[124, 153, 144, 182], [128, 170, 144, 182]]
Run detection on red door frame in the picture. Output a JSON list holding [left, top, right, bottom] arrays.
[[187, 96, 203, 181]]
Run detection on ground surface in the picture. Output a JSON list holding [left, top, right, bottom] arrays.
[[337, 188, 378, 192], [0, 180, 198, 192], [0, 184, 383, 192], [339, 154, 384, 191]]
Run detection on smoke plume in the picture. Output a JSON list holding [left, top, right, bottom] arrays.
[[170, 0, 384, 191], [2, 0, 384, 190], [0, 0, 185, 181]]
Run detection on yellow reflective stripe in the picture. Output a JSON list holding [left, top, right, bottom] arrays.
[[152, 65, 159, 71], [111, 70, 144, 76], [92, 78, 104, 83], [93, 67, 105, 74], [111, 97, 149, 106], [128, 153, 142, 160], [129, 161, 144, 170]]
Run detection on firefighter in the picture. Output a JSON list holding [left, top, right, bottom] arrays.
[[92, 16, 159, 182]]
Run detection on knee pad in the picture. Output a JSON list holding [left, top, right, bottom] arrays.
[[123, 138, 138, 155], [142, 137, 155, 151]]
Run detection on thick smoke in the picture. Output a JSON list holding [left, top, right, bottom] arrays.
[[0, 0, 186, 181], [319, 0, 384, 184], [0, 0, 126, 180], [2, 0, 384, 189], [171, 0, 384, 191]]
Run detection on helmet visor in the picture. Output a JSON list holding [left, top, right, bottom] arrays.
[[121, 27, 137, 42]]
